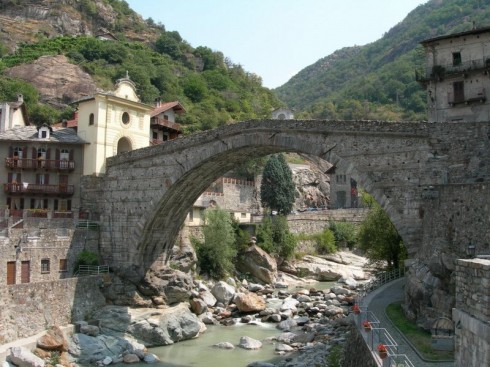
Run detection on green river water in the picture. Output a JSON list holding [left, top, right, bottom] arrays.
[[132, 281, 336, 367]]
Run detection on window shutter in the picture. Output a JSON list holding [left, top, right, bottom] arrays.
[[69, 149, 74, 161], [23, 146, 27, 157], [54, 199, 58, 211], [55, 149, 60, 160], [18, 173, 21, 182], [8, 173, 12, 183], [46, 148, 51, 160], [45, 174, 49, 185], [9, 146, 13, 157], [67, 200, 72, 211], [32, 147, 37, 159], [43, 199, 48, 209]]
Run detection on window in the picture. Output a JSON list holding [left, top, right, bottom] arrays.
[[41, 259, 50, 273], [60, 149, 69, 161], [336, 174, 347, 184], [59, 259, 68, 272], [453, 81, 465, 103], [452, 52, 462, 66], [163, 114, 169, 121], [122, 112, 130, 124], [152, 131, 158, 140], [89, 113, 95, 125], [241, 213, 247, 218]]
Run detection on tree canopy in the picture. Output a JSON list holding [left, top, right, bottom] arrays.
[[260, 154, 296, 216], [357, 200, 406, 269]]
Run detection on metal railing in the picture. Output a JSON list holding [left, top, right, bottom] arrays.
[[362, 267, 405, 294], [352, 267, 413, 366], [4, 183, 74, 196], [75, 265, 109, 277], [5, 157, 75, 171]]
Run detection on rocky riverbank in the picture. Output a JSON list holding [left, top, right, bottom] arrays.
[[2, 251, 372, 367]]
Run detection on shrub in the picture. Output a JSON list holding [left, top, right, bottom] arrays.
[[256, 215, 297, 260], [193, 207, 236, 279], [73, 250, 99, 275], [329, 220, 357, 249], [314, 228, 336, 254]]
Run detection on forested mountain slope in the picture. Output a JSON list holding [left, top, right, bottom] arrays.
[[0, 0, 280, 132], [275, 0, 490, 121]]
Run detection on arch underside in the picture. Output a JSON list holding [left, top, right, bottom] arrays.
[[106, 122, 432, 278]]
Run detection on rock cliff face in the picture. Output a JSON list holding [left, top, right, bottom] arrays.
[[290, 163, 330, 209], [5, 55, 100, 106], [0, 0, 157, 52]]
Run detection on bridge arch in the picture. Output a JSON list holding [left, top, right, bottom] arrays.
[[85, 119, 489, 282]]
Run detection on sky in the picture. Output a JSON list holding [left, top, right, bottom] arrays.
[[126, 0, 428, 89]]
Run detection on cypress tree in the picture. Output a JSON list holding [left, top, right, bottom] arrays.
[[260, 153, 295, 215]]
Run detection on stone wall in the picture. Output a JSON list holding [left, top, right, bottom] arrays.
[[286, 209, 368, 234], [0, 275, 106, 344], [0, 228, 100, 284], [342, 324, 376, 367], [453, 258, 490, 367]]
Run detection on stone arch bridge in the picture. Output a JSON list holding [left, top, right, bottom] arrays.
[[81, 119, 490, 282]]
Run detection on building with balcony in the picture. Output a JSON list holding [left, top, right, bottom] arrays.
[[417, 26, 490, 122], [0, 124, 86, 217], [150, 101, 184, 145]]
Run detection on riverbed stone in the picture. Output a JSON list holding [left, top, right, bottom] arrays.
[[213, 342, 235, 349], [238, 336, 262, 350], [236, 245, 278, 284], [211, 281, 236, 305], [123, 354, 140, 364], [9, 347, 45, 367], [36, 326, 68, 351], [234, 292, 267, 313]]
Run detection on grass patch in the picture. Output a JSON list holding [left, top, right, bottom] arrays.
[[386, 302, 454, 361]]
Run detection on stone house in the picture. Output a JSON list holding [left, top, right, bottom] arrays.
[[150, 100, 184, 144], [417, 25, 490, 122]]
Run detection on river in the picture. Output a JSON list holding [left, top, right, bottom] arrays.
[[132, 281, 336, 367]]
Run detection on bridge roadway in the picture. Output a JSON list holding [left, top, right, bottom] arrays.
[[364, 278, 454, 367]]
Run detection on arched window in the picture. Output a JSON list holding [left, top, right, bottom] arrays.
[[89, 113, 95, 125]]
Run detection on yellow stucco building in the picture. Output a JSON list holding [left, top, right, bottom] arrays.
[[74, 74, 154, 176]]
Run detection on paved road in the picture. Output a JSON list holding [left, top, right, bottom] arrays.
[[362, 277, 454, 367]]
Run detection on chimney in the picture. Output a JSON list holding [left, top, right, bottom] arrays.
[[17, 94, 23, 103], [155, 98, 161, 108], [62, 119, 67, 127]]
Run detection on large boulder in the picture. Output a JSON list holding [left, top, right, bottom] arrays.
[[139, 268, 194, 305], [233, 292, 267, 313], [8, 347, 44, 367], [68, 333, 133, 365], [236, 245, 277, 284], [92, 304, 205, 347], [294, 255, 368, 281], [211, 281, 236, 305], [36, 326, 68, 351]]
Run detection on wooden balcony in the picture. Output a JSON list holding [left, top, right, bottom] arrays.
[[150, 117, 183, 132], [5, 158, 75, 171], [4, 183, 74, 196]]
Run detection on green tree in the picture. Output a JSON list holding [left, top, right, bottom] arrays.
[[329, 220, 358, 249], [256, 215, 297, 260], [194, 207, 236, 279], [358, 200, 406, 269], [260, 153, 295, 215]]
